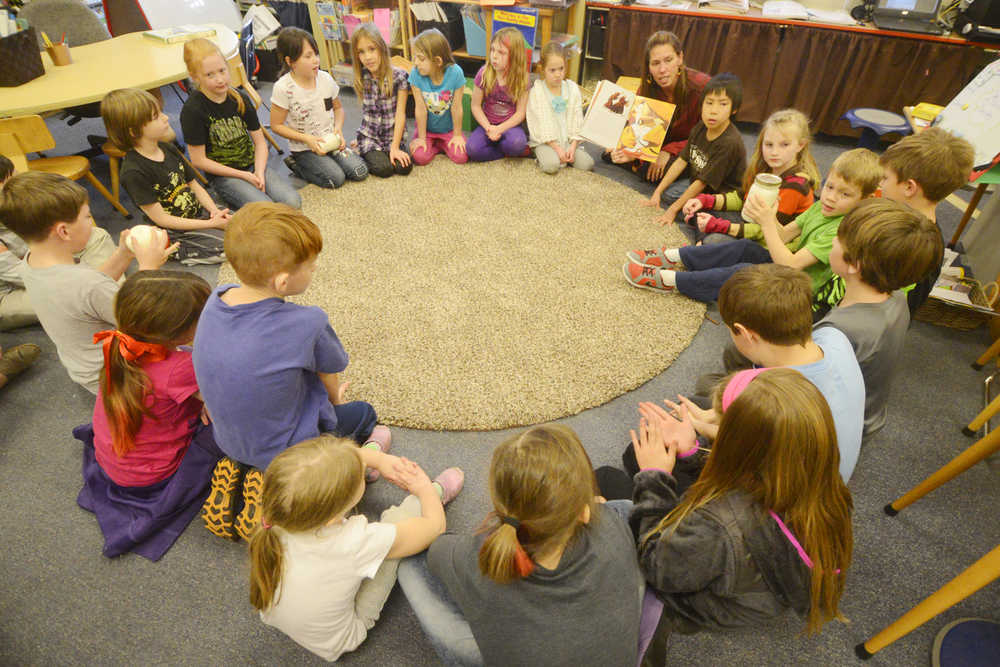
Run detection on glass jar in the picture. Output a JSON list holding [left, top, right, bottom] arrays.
[[741, 173, 782, 222]]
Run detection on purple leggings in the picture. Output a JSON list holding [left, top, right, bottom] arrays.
[[466, 125, 528, 162]]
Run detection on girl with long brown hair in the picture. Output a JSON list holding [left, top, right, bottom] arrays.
[[610, 31, 711, 182], [397, 423, 644, 666], [250, 436, 463, 662], [76, 269, 222, 561], [631, 368, 853, 660]]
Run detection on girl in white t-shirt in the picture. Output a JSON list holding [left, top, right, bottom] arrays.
[[526, 42, 593, 175], [270, 27, 368, 188], [250, 435, 463, 662]]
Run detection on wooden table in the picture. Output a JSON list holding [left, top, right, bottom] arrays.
[[0, 25, 238, 117]]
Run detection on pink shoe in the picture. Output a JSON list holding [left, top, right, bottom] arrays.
[[623, 260, 674, 293], [433, 468, 464, 505], [364, 425, 392, 483], [625, 247, 679, 269]]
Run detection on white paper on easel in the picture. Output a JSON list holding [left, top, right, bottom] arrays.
[[934, 58, 1000, 170]]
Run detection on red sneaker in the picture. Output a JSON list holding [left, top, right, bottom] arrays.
[[625, 247, 679, 269], [623, 260, 674, 293]]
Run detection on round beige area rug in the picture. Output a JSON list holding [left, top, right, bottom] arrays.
[[219, 159, 706, 430]]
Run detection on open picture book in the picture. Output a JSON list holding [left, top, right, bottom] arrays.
[[580, 80, 676, 162]]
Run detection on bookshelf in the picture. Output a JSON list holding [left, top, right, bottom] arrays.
[[305, 0, 411, 79]]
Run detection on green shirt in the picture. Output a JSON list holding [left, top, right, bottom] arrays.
[[786, 201, 843, 294]]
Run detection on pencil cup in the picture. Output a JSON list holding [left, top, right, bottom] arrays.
[[46, 43, 72, 66]]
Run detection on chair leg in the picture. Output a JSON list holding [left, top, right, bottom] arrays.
[[884, 428, 1000, 515], [83, 171, 132, 219], [855, 545, 1000, 659], [948, 183, 987, 251], [108, 155, 120, 205], [262, 126, 283, 154], [972, 335, 1000, 370], [964, 374, 1000, 437]]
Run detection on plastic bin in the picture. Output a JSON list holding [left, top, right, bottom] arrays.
[[462, 77, 475, 133], [462, 14, 486, 57]]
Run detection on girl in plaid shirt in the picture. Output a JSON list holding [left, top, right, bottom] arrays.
[[350, 25, 413, 178]]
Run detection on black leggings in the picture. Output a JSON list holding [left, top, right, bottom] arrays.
[[362, 149, 414, 178]]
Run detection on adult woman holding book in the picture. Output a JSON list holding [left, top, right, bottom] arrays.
[[608, 31, 710, 183]]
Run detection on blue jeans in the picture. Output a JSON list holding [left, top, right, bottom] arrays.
[[397, 553, 484, 667], [210, 167, 302, 209], [330, 400, 379, 444], [291, 149, 368, 188], [675, 239, 773, 303]]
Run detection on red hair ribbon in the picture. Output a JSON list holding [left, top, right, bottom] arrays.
[[501, 516, 535, 577], [93, 330, 169, 384]]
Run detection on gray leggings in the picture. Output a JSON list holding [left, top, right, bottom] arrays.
[[533, 143, 595, 174]]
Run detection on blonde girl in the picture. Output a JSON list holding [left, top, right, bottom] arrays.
[[631, 368, 852, 659], [180, 39, 301, 209], [77, 270, 222, 561], [251, 436, 463, 662], [683, 109, 820, 241], [270, 27, 369, 188], [467, 27, 530, 162], [408, 28, 468, 165], [397, 423, 644, 666], [526, 41, 593, 174], [350, 24, 413, 177]]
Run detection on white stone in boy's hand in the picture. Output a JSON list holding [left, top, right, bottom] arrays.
[[126, 225, 166, 252], [318, 132, 342, 154]]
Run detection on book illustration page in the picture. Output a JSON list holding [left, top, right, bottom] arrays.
[[579, 81, 636, 151], [618, 97, 676, 163]]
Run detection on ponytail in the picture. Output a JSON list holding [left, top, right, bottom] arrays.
[[100, 341, 153, 456], [249, 524, 284, 610], [478, 516, 535, 583]]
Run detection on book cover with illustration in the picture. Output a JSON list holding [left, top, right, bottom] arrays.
[[580, 80, 676, 162]]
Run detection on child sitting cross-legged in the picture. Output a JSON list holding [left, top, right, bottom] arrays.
[[467, 27, 531, 162], [102, 88, 229, 265], [75, 270, 222, 561], [251, 436, 463, 662], [193, 202, 393, 542], [625, 148, 881, 306], [0, 172, 175, 394], [627, 368, 853, 662], [641, 73, 747, 225]]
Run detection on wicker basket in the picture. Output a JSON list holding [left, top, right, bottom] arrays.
[[914, 279, 999, 331]]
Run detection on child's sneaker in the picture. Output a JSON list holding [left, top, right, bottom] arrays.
[[201, 457, 247, 540], [433, 468, 465, 505], [625, 247, 679, 269], [234, 468, 264, 541], [363, 425, 392, 482], [623, 261, 674, 293]]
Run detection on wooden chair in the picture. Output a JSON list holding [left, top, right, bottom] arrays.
[[855, 430, 1000, 658], [0, 115, 130, 218], [226, 54, 282, 154]]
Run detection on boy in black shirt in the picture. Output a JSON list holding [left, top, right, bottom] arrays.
[[643, 73, 747, 226], [102, 88, 229, 265]]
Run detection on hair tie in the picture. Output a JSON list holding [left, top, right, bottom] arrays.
[[261, 518, 272, 530], [501, 515, 520, 530], [499, 515, 534, 576], [93, 330, 169, 385], [722, 368, 769, 411]]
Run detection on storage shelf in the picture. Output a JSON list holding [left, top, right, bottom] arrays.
[[452, 48, 486, 60]]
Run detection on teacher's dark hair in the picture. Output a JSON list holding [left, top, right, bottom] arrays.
[[638, 31, 688, 109]]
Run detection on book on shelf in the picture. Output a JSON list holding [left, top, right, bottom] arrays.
[[143, 25, 217, 44], [697, 0, 749, 12], [579, 80, 676, 162]]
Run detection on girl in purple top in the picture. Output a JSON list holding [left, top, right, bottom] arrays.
[[467, 27, 530, 162]]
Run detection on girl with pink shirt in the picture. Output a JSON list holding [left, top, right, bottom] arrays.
[[76, 270, 222, 561], [467, 27, 530, 162]]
